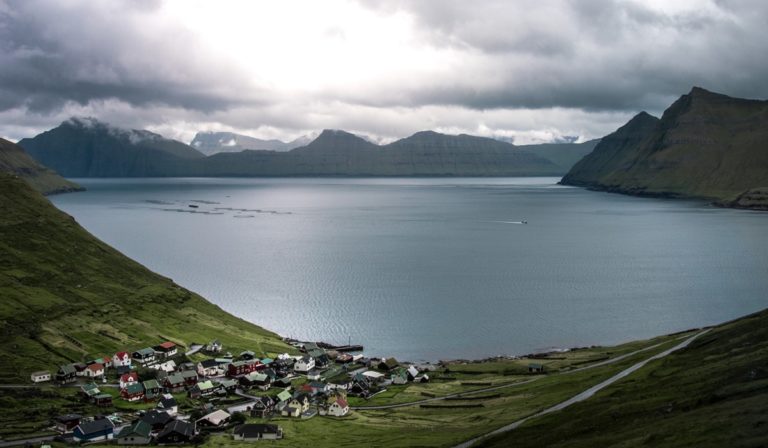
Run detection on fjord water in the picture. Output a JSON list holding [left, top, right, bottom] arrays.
[[51, 178, 768, 361]]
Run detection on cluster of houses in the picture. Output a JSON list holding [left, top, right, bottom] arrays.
[[54, 406, 283, 444], [34, 339, 438, 445]]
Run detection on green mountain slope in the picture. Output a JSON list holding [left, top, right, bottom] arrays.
[[477, 308, 768, 448], [0, 174, 290, 383], [561, 88, 768, 206], [0, 137, 82, 195]]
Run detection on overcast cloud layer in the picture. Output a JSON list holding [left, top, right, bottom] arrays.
[[1, 0, 767, 144]]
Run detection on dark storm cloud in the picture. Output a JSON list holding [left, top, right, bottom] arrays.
[[362, 0, 768, 112], [0, 0, 260, 114], [2, 0, 768, 143]]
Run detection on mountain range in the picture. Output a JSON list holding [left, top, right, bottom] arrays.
[[190, 131, 316, 155], [561, 87, 768, 209], [20, 120, 593, 177]]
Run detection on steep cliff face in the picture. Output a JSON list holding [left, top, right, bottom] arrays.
[[0, 137, 82, 194], [561, 112, 660, 188], [561, 88, 768, 204]]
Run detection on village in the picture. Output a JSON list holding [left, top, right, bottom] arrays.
[[27, 338, 441, 445]]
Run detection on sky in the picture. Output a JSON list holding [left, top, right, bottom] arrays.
[[1, 0, 767, 145]]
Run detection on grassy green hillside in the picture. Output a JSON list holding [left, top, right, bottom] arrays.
[[0, 173, 290, 383], [477, 309, 768, 448], [0, 137, 82, 195], [562, 87, 768, 206]]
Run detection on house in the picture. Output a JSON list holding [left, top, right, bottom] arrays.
[[308, 350, 331, 368], [143, 379, 162, 401], [132, 347, 156, 364], [163, 373, 186, 393], [155, 420, 195, 445], [205, 340, 222, 353], [121, 382, 145, 402], [406, 365, 420, 380], [73, 362, 88, 376], [528, 363, 545, 373], [288, 394, 310, 413], [219, 378, 238, 393], [181, 369, 199, 386], [30, 371, 51, 383], [228, 360, 261, 377], [362, 371, 386, 382], [157, 395, 179, 416], [116, 365, 133, 376], [232, 424, 283, 441], [54, 414, 82, 433], [239, 350, 256, 360], [276, 389, 293, 403], [154, 360, 177, 373], [154, 341, 178, 359], [120, 372, 140, 389], [378, 357, 399, 371], [308, 381, 329, 395], [85, 362, 105, 378], [93, 393, 113, 407], [141, 410, 174, 432], [73, 418, 115, 443], [414, 374, 430, 383], [335, 353, 353, 364], [349, 375, 372, 397], [391, 368, 408, 385], [241, 372, 271, 390], [116, 419, 152, 445], [55, 364, 77, 384], [327, 380, 351, 391], [293, 355, 315, 373], [327, 397, 349, 417], [114, 351, 132, 367], [273, 376, 294, 388], [249, 396, 276, 418], [188, 380, 220, 399], [91, 356, 113, 368], [196, 409, 231, 428], [178, 362, 196, 372], [80, 382, 101, 400], [306, 369, 322, 381], [197, 359, 223, 377]]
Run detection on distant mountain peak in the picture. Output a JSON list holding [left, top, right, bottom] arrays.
[[64, 116, 104, 129], [62, 116, 164, 145]]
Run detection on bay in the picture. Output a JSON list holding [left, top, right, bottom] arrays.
[[51, 177, 768, 361]]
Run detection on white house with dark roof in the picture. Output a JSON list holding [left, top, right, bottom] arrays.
[[293, 355, 315, 373]]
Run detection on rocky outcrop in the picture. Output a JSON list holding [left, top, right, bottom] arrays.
[[717, 187, 768, 211]]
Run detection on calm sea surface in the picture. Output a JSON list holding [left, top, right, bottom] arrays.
[[51, 177, 768, 361]]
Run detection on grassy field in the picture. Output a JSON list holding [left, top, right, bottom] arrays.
[[477, 309, 768, 448], [0, 173, 293, 385]]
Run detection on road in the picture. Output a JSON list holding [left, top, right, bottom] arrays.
[[453, 329, 710, 448], [351, 334, 687, 411]]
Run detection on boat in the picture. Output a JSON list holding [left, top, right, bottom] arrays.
[[188, 204, 199, 208]]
